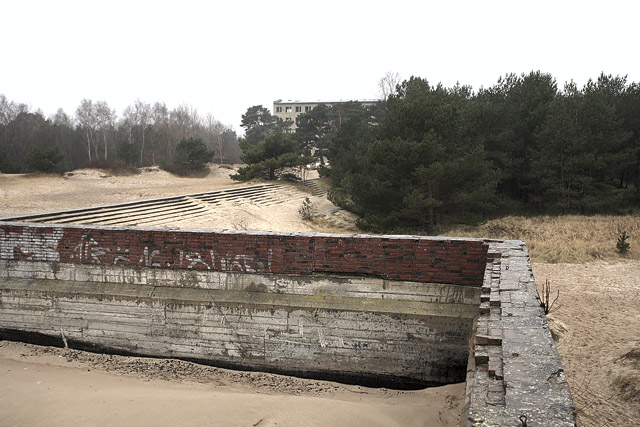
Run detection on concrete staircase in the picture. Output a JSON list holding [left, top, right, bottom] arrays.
[[2, 182, 315, 227], [300, 179, 326, 197]]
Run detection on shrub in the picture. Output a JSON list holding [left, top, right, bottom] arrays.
[[0, 149, 20, 173], [617, 231, 631, 255], [537, 279, 559, 315], [116, 141, 139, 166], [298, 197, 315, 221], [25, 146, 64, 173], [160, 161, 210, 178], [173, 138, 212, 172]]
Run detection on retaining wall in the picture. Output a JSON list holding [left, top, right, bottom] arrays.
[[0, 222, 486, 387], [0, 222, 579, 425]]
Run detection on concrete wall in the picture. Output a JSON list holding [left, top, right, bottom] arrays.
[[0, 278, 477, 387], [464, 240, 580, 426], [0, 222, 485, 387], [0, 222, 580, 424]]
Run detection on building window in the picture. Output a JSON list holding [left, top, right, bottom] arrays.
[[305, 106, 312, 112], [285, 107, 292, 113], [276, 106, 282, 113], [295, 106, 302, 112]]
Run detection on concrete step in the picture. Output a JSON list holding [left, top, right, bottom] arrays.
[[301, 179, 326, 196], [4, 182, 318, 227]]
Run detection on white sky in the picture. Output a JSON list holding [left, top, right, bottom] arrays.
[[1, 0, 638, 133]]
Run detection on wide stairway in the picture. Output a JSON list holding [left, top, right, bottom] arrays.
[[3, 181, 324, 227]]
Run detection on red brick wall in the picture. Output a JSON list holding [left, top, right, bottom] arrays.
[[0, 223, 489, 286]]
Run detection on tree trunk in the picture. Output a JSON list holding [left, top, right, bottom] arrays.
[[140, 130, 145, 166], [427, 184, 435, 234], [85, 129, 92, 163]]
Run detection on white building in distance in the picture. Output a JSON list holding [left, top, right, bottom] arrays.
[[273, 99, 380, 132]]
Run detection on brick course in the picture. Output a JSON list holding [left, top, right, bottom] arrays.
[[0, 223, 490, 286]]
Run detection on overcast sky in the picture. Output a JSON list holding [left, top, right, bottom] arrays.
[[2, 0, 638, 133]]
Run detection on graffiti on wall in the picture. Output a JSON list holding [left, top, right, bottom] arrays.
[[0, 226, 272, 273], [0, 228, 64, 262]]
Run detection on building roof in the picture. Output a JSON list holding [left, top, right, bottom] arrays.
[[273, 99, 381, 104]]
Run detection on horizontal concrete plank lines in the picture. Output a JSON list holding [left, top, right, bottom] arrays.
[[0, 260, 482, 305], [0, 279, 479, 319], [0, 278, 474, 387]]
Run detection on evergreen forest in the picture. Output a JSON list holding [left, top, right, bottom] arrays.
[[291, 72, 640, 233], [3, 71, 639, 234]]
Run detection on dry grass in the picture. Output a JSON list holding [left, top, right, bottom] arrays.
[[613, 347, 640, 403], [443, 214, 640, 263]]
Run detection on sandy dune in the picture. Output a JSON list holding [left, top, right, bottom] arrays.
[[533, 261, 640, 426]]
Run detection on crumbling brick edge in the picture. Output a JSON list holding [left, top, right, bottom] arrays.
[[462, 239, 581, 426]]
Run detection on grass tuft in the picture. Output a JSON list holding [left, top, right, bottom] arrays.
[[613, 347, 640, 403]]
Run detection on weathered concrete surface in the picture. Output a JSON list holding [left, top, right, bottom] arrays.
[[464, 240, 580, 426], [0, 259, 481, 305], [0, 277, 477, 387]]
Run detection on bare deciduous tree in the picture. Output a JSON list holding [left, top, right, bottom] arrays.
[[378, 71, 401, 100], [205, 113, 228, 164], [75, 99, 98, 163], [134, 100, 151, 164], [170, 104, 200, 143], [151, 102, 170, 164], [2, 93, 239, 171], [0, 94, 29, 126], [95, 101, 116, 160], [121, 106, 136, 146]]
